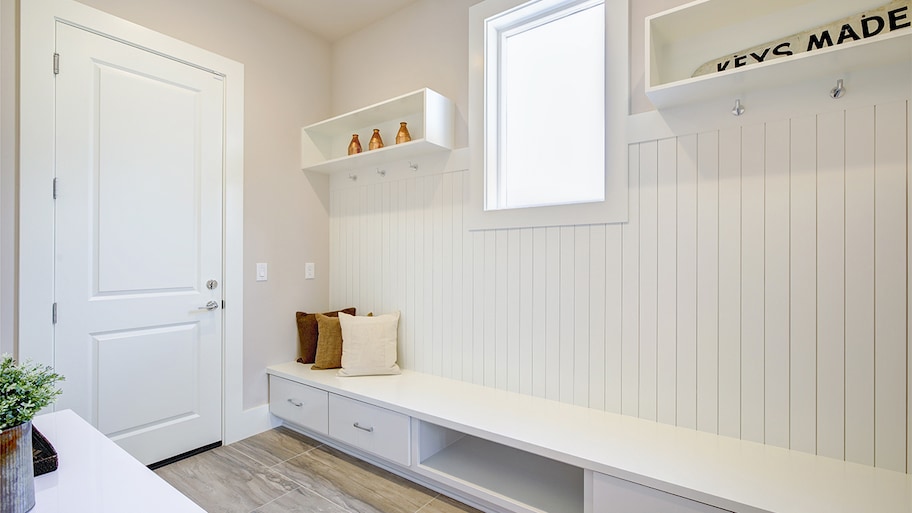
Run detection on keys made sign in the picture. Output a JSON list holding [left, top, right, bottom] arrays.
[[692, 0, 912, 78]]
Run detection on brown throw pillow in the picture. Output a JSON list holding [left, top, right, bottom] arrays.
[[295, 308, 355, 363], [311, 314, 345, 369]]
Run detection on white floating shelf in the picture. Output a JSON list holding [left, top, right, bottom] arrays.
[[301, 88, 455, 174], [645, 0, 912, 109]]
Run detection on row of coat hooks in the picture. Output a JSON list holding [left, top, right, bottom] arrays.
[[731, 78, 845, 117], [348, 161, 419, 181]]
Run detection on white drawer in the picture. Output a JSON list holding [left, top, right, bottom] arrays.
[[592, 472, 731, 513], [269, 376, 329, 435], [328, 394, 410, 466]]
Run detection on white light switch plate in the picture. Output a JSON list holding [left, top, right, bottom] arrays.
[[305, 262, 315, 280], [256, 263, 267, 282]]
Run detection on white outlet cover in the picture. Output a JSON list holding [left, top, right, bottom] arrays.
[[305, 262, 315, 280]]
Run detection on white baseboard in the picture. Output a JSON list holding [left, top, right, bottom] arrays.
[[224, 404, 279, 445]]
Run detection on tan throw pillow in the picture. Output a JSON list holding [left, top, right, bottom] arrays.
[[338, 311, 401, 377], [311, 314, 345, 369], [295, 308, 355, 364]]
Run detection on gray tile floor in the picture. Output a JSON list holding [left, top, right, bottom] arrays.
[[155, 426, 483, 513]]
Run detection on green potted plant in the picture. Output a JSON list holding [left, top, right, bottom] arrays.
[[1, 354, 63, 513]]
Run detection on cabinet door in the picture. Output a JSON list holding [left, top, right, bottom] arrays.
[[592, 472, 731, 513], [328, 394, 410, 466], [269, 376, 329, 435]]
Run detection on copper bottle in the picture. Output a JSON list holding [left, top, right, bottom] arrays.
[[395, 122, 411, 144], [347, 134, 362, 155], [368, 129, 384, 150]]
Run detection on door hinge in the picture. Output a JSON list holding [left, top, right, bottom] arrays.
[[53, 177, 58, 199], [221, 300, 225, 310], [52, 303, 58, 324], [53, 53, 59, 75]]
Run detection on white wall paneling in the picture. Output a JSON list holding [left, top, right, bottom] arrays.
[[656, 138, 677, 426], [695, 131, 719, 435], [638, 141, 659, 422], [874, 101, 908, 473], [789, 115, 817, 456], [518, 227, 533, 396], [764, 119, 790, 450], [589, 224, 607, 412], [740, 123, 765, 445], [453, 172, 467, 382], [816, 110, 846, 462], [574, 225, 591, 407], [621, 145, 641, 417], [560, 226, 576, 404], [717, 126, 742, 440], [483, 230, 496, 388], [471, 230, 484, 386], [676, 134, 698, 431], [908, 100, 912, 476], [843, 106, 875, 467], [328, 100, 910, 473], [546, 226, 561, 401], [531, 226, 547, 399], [495, 229, 508, 392], [604, 224, 623, 415]]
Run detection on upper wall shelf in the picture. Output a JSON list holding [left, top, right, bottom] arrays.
[[301, 88, 455, 174], [645, 0, 912, 109]]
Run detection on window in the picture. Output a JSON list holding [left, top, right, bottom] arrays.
[[488, 0, 605, 210], [468, 0, 628, 229]]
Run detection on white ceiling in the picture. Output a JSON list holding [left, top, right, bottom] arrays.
[[249, 0, 421, 42]]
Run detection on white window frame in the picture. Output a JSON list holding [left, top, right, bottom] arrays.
[[467, 0, 629, 230]]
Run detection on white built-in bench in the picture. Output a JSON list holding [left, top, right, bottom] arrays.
[[266, 362, 912, 513]]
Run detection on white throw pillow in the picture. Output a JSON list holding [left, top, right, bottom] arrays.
[[337, 311, 401, 376]]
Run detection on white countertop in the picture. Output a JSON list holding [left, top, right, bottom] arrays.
[[268, 362, 912, 513], [31, 410, 205, 513]]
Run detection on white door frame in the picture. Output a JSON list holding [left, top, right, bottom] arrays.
[[19, 0, 253, 444]]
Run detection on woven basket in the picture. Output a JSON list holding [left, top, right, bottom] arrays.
[[32, 427, 58, 476]]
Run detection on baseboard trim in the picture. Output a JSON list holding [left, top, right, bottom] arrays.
[[224, 403, 280, 445]]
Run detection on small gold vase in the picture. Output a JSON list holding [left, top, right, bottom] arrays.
[[395, 122, 411, 144], [368, 129, 384, 150], [347, 134, 362, 155]]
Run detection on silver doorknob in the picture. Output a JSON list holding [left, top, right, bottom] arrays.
[[198, 300, 219, 311]]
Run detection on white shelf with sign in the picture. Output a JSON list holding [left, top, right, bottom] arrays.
[[301, 88, 455, 174], [645, 0, 912, 109]]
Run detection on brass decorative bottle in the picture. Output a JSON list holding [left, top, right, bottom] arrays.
[[395, 122, 411, 144], [368, 129, 384, 150], [347, 134, 362, 155]]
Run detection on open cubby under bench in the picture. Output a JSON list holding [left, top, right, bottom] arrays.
[[266, 362, 912, 513]]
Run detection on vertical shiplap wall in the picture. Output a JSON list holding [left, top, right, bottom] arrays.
[[329, 100, 910, 473]]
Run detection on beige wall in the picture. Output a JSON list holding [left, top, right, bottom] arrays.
[[0, 0, 333, 409], [329, 0, 690, 125], [331, 0, 479, 148]]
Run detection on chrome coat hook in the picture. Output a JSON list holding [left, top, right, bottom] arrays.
[[409, 161, 419, 172], [376, 168, 386, 177], [731, 99, 745, 116], [830, 79, 845, 99], [348, 173, 358, 181]]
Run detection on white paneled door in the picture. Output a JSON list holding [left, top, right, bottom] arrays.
[[53, 22, 224, 465]]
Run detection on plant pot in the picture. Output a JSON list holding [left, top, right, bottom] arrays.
[[1, 421, 36, 513]]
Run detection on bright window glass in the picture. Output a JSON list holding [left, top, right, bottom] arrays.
[[486, 0, 605, 210]]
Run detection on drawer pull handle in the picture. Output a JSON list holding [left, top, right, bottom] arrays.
[[353, 422, 374, 433], [287, 398, 303, 407]]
